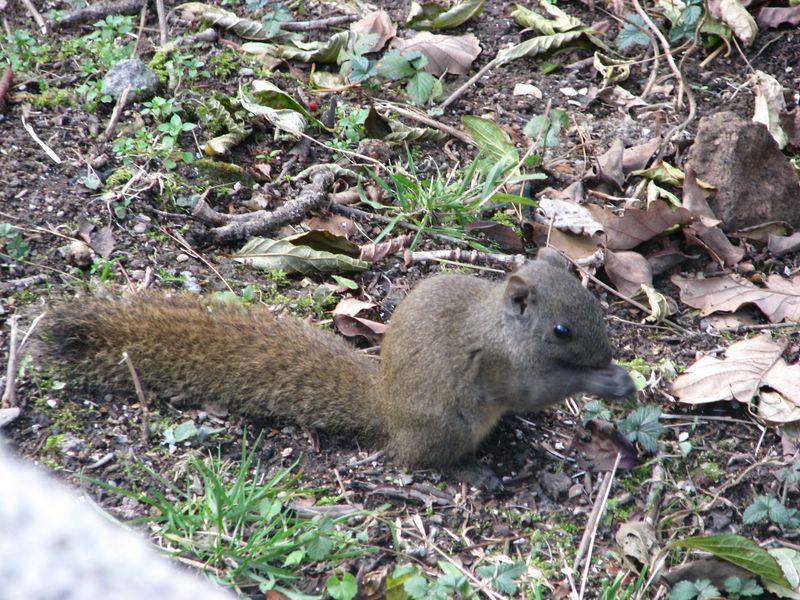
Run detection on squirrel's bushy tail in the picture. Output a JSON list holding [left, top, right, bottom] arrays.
[[37, 293, 382, 435]]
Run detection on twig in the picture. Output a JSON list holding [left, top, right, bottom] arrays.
[[2, 316, 19, 408], [194, 168, 334, 245], [403, 248, 521, 272], [440, 55, 503, 111], [577, 453, 621, 599], [281, 15, 356, 31], [631, 0, 696, 161], [121, 352, 150, 445], [21, 114, 62, 164], [19, 0, 47, 33], [53, 0, 146, 30], [375, 101, 477, 147], [131, 3, 148, 58], [100, 84, 132, 142], [155, 0, 168, 46], [330, 203, 470, 248], [735, 321, 800, 333], [159, 226, 234, 293], [0, 273, 48, 294]]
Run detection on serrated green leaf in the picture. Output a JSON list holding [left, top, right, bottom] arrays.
[[306, 534, 333, 560], [462, 115, 519, 167], [671, 534, 791, 587], [233, 237, 369, 274], [172, 420, 198, 442], [403, 574, 429, 598], [615, 15, 651, 50], [377, 50, 417, 80], [406, 71, 437, 104]]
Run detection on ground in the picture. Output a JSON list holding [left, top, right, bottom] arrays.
[[1, 0, 799, 598]]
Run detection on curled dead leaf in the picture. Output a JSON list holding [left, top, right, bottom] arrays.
[[390, 32, 481, 76]]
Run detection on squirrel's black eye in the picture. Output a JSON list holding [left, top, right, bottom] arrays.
[[553, 323, 571, 339]]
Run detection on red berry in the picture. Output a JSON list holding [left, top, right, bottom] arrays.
[[308, 100, 318, 112]]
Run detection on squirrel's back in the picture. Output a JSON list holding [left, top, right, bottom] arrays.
[[39, 293, 381, 435]]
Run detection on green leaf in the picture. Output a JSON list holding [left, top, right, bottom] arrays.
[[744, 495, 778, 524], [619, 404, 665, 453], [376, 50, 416, 80], [524, 108, 568, 148], [615, 14, 651, 50], [403, 574, 429, 599], [724, 576, 764, 597], [239, 88, 306, 137], [582, 400, 612, 425], [172, 420, 198, 443], [327, 572, 358, 600], [671, 534, 791, 587], [462, 115, 519, 167], [232, 237, 370, 274], [283, 549, 305, 566], [668, 580, 700, 600], [476, 562, 525, 594], [406, 71, 437, 104], [250, 79, 324, 128], [306, 534, 333, 560], [432, 0, 484, 29]]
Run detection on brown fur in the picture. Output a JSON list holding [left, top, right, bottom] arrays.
[[37, 255, 635, 468]]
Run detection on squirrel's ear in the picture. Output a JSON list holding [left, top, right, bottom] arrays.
[[536, 247, 569, 271], [505, 275, 535, 315]]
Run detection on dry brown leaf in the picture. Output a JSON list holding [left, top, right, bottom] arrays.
[[616, 521, 657, 567], [737, 221, 790, 241], [718, 0, 758, 46], [588, 201, 695, 251], [390, 32, 481, 76], [646, 246, 692, 275], [673, 335, 800, 424], [571, 419, 639, 472], [595, 138, 625, 189], [333, 297, 375, 317], [672, 273, 800, 323], [604, 250, 652, 297], [90, 226, 116, 259], [305, 214, 358, 239], [538, 197, 604, 236], [768, 231, 800, 257], [757, 6, 800, 29], [350, 10, 396, 52], [464, 220, 523, 253], [682, 164, 715, 219], [779, 107, 800, 147], [622, 137, 661, 174], [332, 314, 387, 344], [528, 222, 604, 260], [684, 221, 744, 267]]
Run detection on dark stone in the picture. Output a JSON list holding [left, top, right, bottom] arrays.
[[686, 111, 800, 231]]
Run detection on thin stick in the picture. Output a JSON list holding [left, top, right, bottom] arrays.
[[19, 0, 48, 33], [121, 352, 149, 445], [155, 0, 168, 45], [375, 101, 477, 147], [578, 453, 621, 599], [100, 84, 132, 142], [21, 115, 62, 163], [440, 55, 503, 111], [330, 203, 470, 248], [158, 226, 235, 293], [131, 3, 148, 58], [282, 15, 356, 31], [2, 316, 19, 408]]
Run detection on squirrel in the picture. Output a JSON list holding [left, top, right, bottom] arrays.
[[36, 249, 635, 469]]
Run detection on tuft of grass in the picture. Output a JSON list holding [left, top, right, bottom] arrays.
[[89, 437, 376, 597]]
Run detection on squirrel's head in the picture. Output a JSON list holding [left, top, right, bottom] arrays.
[[500, 248, 635, 405]]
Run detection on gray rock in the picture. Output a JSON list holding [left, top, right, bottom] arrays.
[[0, 443, 232, 600], [686, 111, 800, 231], [101, 59, 159, 104]]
